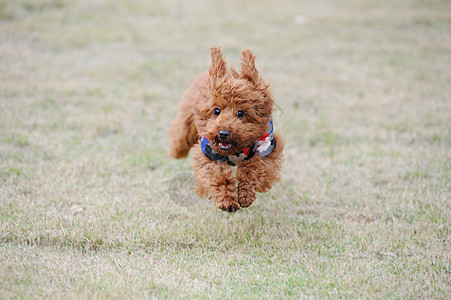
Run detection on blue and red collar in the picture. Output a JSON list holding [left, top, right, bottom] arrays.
[[200, 119, 276, 166]]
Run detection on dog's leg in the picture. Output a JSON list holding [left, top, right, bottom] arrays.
[[169, 72, 212, 159], [192, 146, 240, 212], [237, 133, 284, 208], [236, 160, 258, 208], [168, 95, 198, 158], [193, 145, 240, 212]]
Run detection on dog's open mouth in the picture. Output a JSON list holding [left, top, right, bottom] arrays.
[[218, 142, 232, 151]]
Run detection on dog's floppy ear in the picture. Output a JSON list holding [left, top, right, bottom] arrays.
[[209, 46, 227, 80], [240, 49, 261, 85]]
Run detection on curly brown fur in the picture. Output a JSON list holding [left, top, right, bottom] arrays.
[[168, 47, 284, 212]]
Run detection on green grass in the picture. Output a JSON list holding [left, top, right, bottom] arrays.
[[1, 0, 450, 298]]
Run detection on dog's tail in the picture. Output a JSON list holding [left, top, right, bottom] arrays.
[[168, 90, 199, 159]]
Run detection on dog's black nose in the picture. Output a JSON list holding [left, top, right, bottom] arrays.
[[219, 130, 230, 140]]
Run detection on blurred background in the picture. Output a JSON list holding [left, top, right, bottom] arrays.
[[1, 0, 449, 200]]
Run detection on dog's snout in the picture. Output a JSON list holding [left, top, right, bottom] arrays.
[[218, 130, 230, 140]]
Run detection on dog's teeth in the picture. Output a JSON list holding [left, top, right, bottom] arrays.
[[219, 143, 231, 149]]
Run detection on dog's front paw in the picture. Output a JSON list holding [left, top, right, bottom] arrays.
[[238, 185, 256, 208], [215, 196, 240, 213]]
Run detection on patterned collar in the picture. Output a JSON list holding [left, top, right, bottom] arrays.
[[200, 119, 276, 166]]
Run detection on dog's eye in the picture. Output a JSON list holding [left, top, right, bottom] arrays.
[[236, 110, 245, 118], [213, 108, 220, 116]]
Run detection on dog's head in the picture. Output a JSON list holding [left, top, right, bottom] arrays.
[[195, 47, 274, 156]]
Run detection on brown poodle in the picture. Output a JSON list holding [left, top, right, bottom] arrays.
[[168, 47, 284, 212]]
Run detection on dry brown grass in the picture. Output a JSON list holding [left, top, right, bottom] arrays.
[[1, 0, 450, 298]]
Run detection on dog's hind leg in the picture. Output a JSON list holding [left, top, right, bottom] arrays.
[[169, 72, 210, 158], [168, 95, 198, 158]]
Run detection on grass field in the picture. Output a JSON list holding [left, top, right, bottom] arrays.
[[1, 0, 450, 298]]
